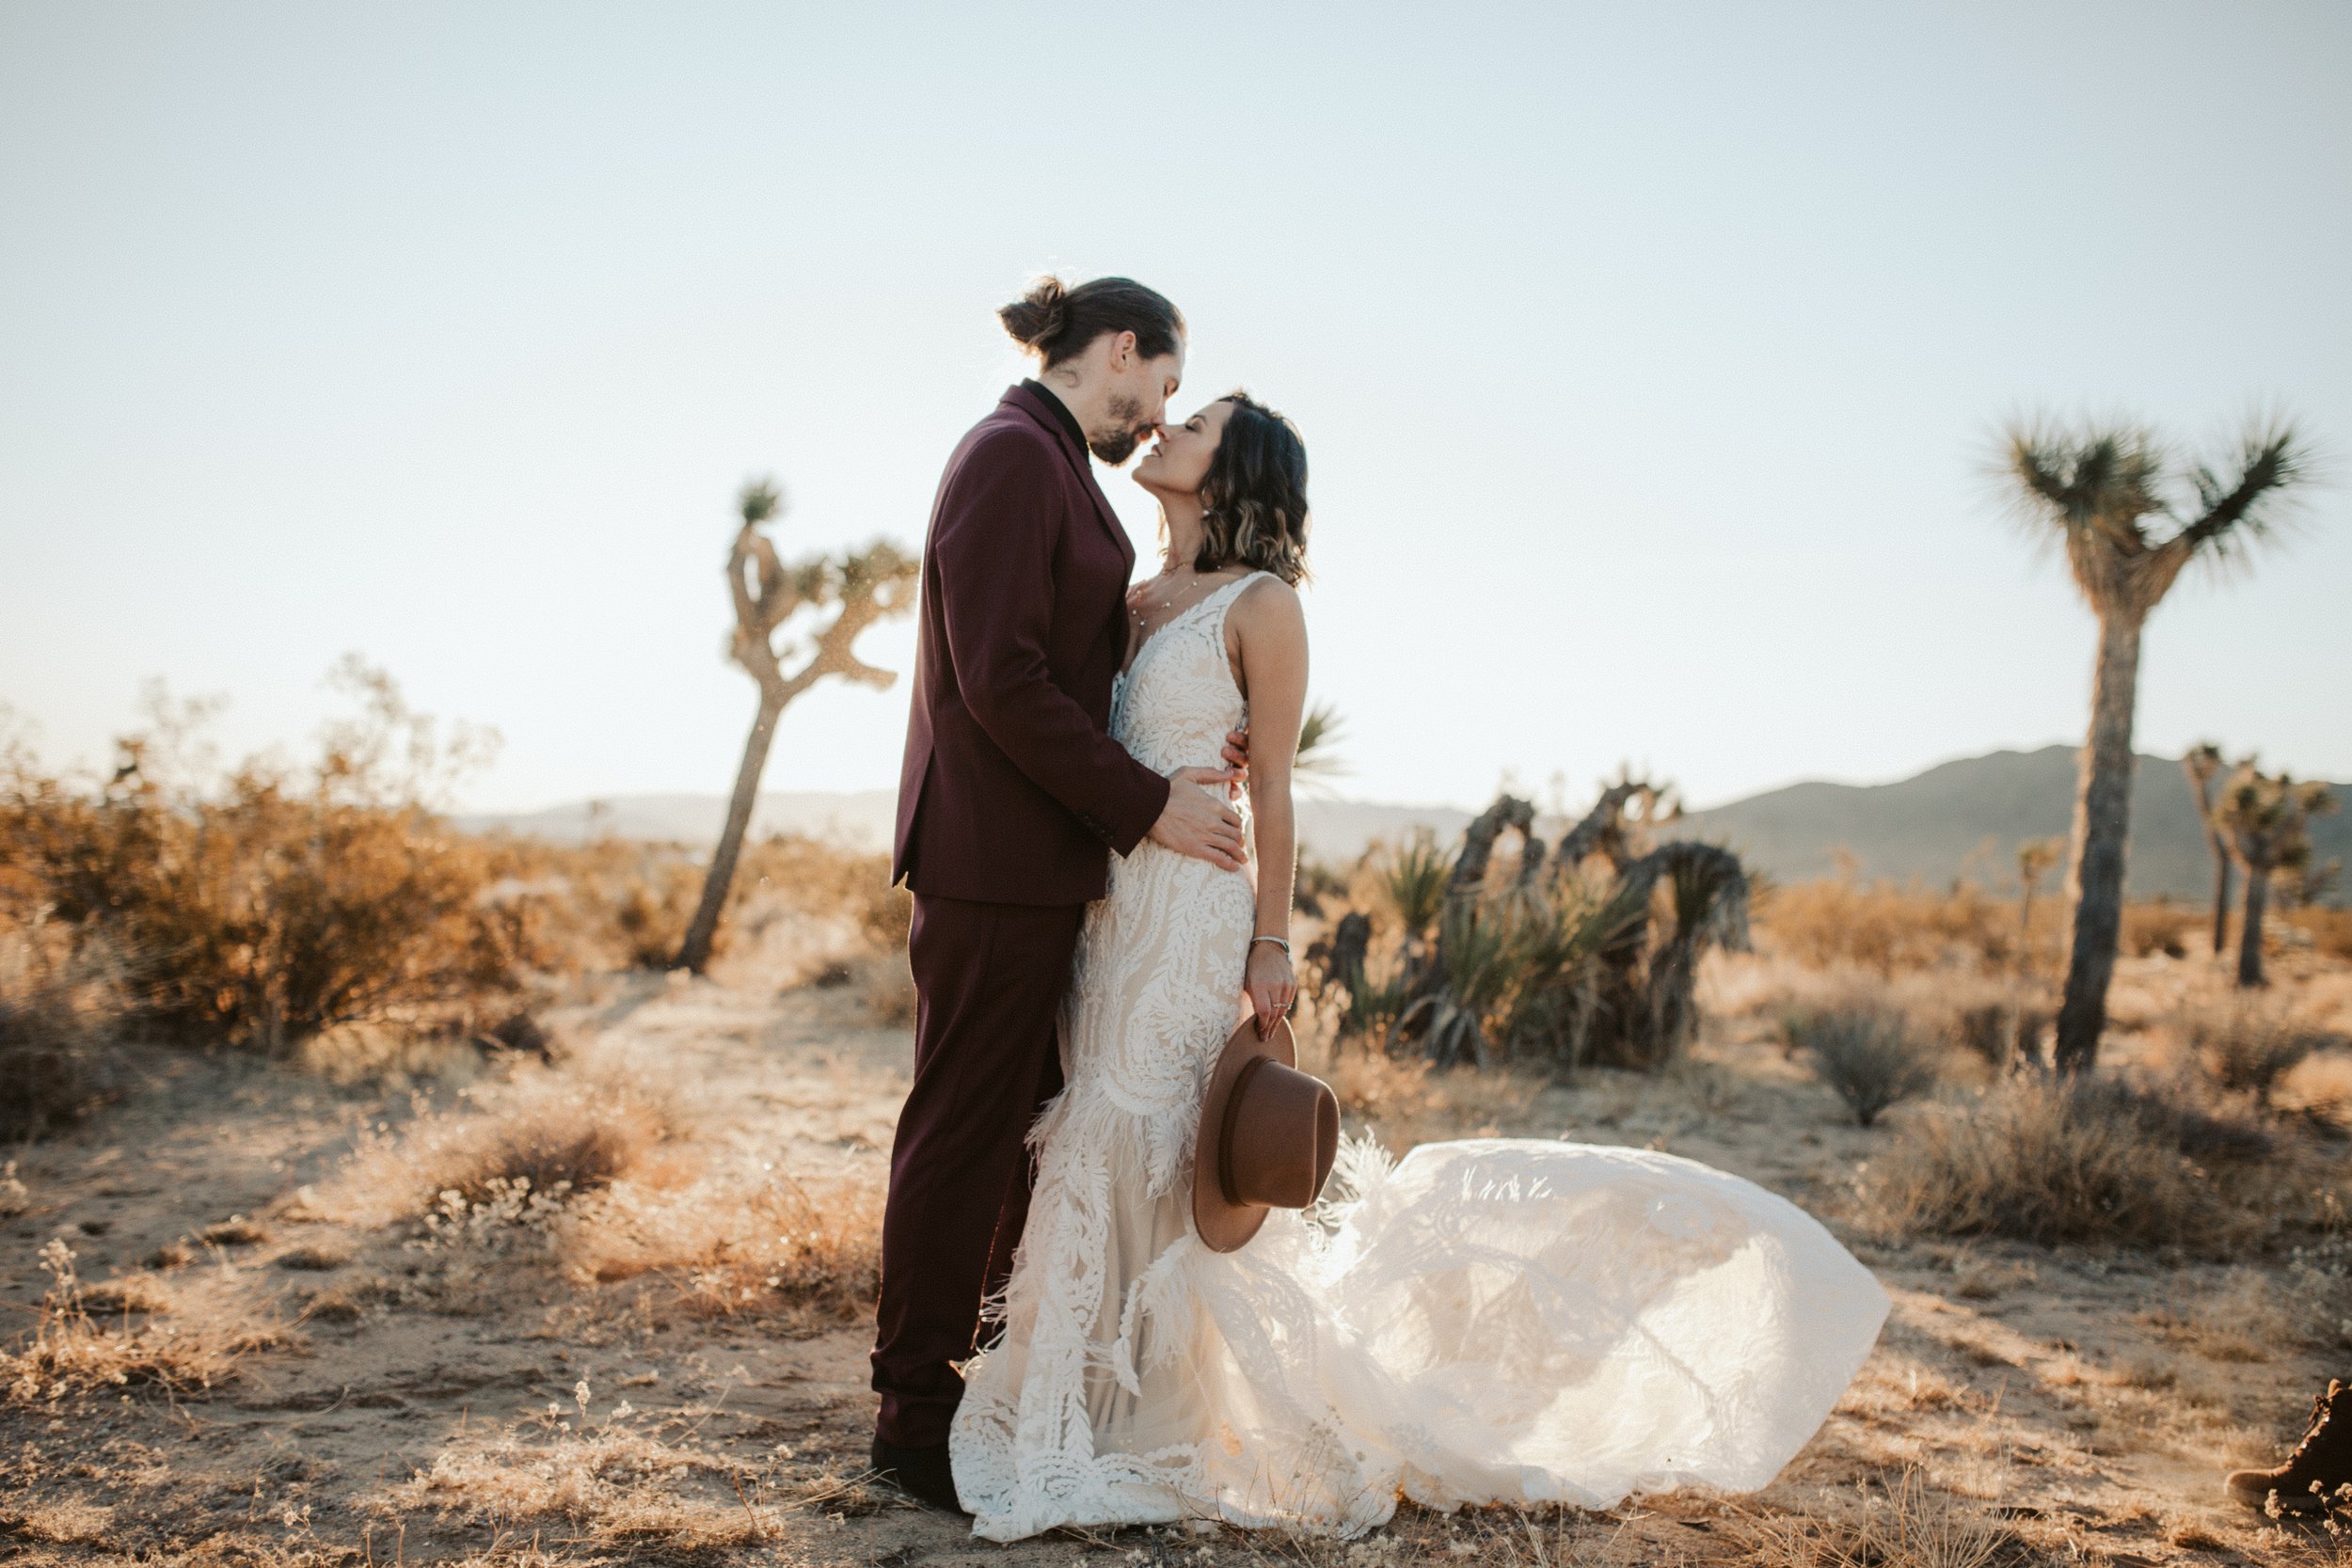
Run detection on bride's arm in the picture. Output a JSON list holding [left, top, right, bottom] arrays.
[[1229, 579, 1310, 1037]]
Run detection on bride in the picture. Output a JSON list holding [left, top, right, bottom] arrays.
[[947, 392, 1889, 1542]]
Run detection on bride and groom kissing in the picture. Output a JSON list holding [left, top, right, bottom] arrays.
[[871, 275, 1889, 1542]]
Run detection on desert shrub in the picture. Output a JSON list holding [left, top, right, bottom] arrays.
[[1756, 875, 2210, 974], [1757, 878, 2017, 974], [605, 851, 707, 969], [1784, 1004, 1941, 1126], [306, 1054, 682, 1230], [0, 917, 120, 1138], [2122, 898, 2199, 958], [1867, 1073, 2289, 1249], [1946, 998, 2052, 1070], [738, 833, 910, 951], [2176, 997, 2338, 1107], [2289, 905, 2352, 961], [501, 832, 910, 974], [0, 666, 548, 1054], [855, 950, 916, 1025]]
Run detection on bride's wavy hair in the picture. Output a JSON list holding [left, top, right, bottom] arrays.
[[1195, 392, 1311, 586]]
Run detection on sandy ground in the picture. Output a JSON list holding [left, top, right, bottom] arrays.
[[3, 956, 2347, 1566]]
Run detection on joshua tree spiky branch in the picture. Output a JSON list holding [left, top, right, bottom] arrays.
[[2215, 762, 2337, 989], [2000, 417, 2312, 1073], [2180, 742, 2236, 959], [675, 481, 919, 974]]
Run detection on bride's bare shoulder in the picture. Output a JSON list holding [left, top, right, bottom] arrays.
[[1225, 574, 1307, 656]]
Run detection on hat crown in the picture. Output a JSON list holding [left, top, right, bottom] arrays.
[[1218, 1057, 1341, 1211]]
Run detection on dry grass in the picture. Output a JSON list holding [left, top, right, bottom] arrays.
[[301, 1049, 685, 1230], [1862, 1071, 2325, 1250], [293, 1037, 882, 1329], [1, 1236, 290, 1403], [1756, 879, 2023, 974], [1738, 1472, 2026, 1568], [558, 1162, 884, 1327], [374, 1391, 777, 1550], [1755, 876, 2233, 978]]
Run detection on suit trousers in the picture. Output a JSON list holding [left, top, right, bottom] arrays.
[[871, 892, 1084, 1449]]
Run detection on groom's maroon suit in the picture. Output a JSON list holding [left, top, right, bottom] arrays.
[[875, 383, 1169, 1449]]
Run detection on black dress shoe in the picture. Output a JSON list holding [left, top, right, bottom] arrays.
[[869, 1434, 968, 1515]]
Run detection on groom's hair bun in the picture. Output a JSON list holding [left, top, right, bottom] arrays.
[[998, 275, 1184, 370]]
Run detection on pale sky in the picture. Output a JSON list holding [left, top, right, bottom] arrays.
[[4, 2, 2347, 815]]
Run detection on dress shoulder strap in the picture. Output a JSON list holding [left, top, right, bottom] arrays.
[[1205, 569, 1274, 616]]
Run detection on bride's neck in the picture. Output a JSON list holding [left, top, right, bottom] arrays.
[[1157, 495, 1206, 574]]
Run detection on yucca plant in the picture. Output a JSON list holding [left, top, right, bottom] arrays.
[[1290, 699, 1351, 796], [1375, 831, 1451, 955], [1327, 786, 1749, 1073]]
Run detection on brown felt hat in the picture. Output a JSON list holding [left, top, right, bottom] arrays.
[[1193, 1015, 1342, 1254]]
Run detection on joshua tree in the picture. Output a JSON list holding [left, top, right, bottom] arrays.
[[2214, 762, 2337, 989], [2014, 835, 2063, 975], [675, 482, 919, 974], [2182, 742, 2234, 958], [2001, 417, 2312, 1073]]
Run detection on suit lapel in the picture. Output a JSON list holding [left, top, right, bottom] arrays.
[[1004, 387, 1136, 576]]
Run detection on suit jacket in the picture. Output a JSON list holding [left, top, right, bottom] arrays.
[[892, 385, 1171, 905]]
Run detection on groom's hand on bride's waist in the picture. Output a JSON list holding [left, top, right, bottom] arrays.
[[1150, 767, 1248, 870]]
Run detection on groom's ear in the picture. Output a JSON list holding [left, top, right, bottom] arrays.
[[1104, 329, 1138, 371]]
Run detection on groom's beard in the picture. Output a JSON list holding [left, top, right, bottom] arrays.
[[1087, 393, 1150, 466]]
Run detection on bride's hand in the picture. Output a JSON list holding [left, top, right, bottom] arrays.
[[1244, 942, 1295, 1038]]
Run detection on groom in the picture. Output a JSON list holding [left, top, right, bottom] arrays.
[[873, 276, 1248, 1509]]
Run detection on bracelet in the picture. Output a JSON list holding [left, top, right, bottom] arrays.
[[1250, 936, 1292, 957]]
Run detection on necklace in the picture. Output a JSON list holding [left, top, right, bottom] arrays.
[[1129, 568, 1220, 642]]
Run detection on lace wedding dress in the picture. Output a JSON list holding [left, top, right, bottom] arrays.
[[948, 573, 1889, 1542]]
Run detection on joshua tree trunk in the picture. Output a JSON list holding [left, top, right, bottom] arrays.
[[2236, 866, 2270, 988], [2209, 854, 2233, 958], [2183, 746, 2233, 958], [675, 682, 786, 975], [2054, 612, 2143, 1075]]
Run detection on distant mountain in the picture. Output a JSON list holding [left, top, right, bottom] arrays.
[[458, 790, 898, 849], [1667, 745, 2351, 902], [458, 788, 1472, 863], [462, 746, 2349, 904]]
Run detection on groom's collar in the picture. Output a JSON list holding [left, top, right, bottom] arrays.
[[1000, 383, 1134, 573], [1019, 378, 1086, 453]]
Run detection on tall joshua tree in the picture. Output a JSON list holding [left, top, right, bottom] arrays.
[[2002, 417, 2311, 1074], [2215, 762, 2337, 989], [675, 481, 919, 974], [2181, 742, 2233, 958]]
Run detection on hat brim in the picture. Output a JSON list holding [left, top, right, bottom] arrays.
[[1192, 1014, 1297, 1254]]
